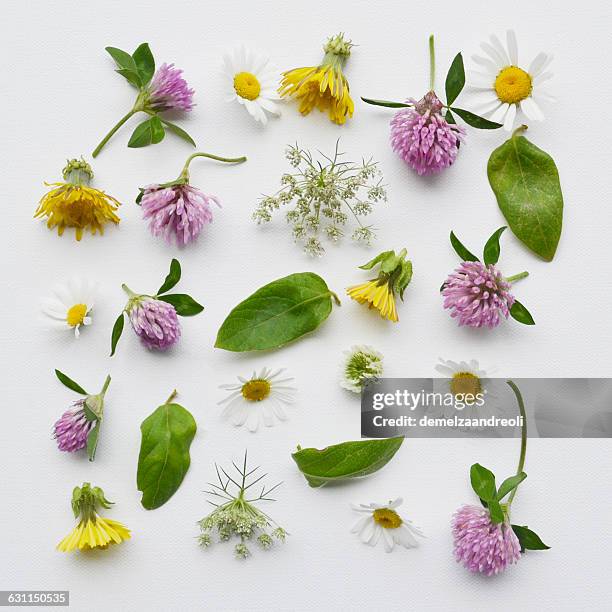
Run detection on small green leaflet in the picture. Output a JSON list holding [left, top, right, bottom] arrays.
[[470, 463, 497, 502], [110, 313, 125, 356], [445, 52, 465, 106], [55, 369, 88, 395], [137, 399, 197, 509], [128, 116, 165, 148], [106, 43, 155, 89], [160, 119, 196, 147], [291, 437, 403, 488], [158, 294, 204, 316], [215, 272, 338, 352], [361, 97, 412, 108], [157, 258, 181, 295], [497, 472, 527, 500], [487, 127, 563, 261], [510, 300, 535, 325], [450, 108, 502, 129], [450, 231, 479, 262], [511, 525, 550, 551], [483, 226, 506, 265], [132, 43, 155, 86]]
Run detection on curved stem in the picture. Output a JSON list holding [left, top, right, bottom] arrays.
[[506, 380, 527, 508], [506, 271, 529, 284], [180, 152, 247, 180], [92, 109, 137, 158], [165, 389, 178, 404], [428, 34, 436, 91], [99, 375, 112, 396]]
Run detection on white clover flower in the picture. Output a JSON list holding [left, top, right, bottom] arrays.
[[351, 498, 424, 552], [340, 345, 384, 393]]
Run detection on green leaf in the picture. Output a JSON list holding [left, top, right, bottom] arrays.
[[497, 472, 527, 500], [110, 313, 125, 356], [215, 272, 337, 352], [510, 300, 535, 325], [445, 52, 465, 106], [115, 68, 142, 88], [158, 294, 204, 316], [127, 116, 165, 148], [105, 46, 137, 71], [291, 437, 404, 488], [445, 109, 456, 124], [487, 128, 563, 261], [361, 97, 412, 108], [55, 369, 88, 395], [511, 525, 550, 551], [132, 42, 155, 86], [470, 463, 497, 502], [86, 421, 100, 462], [488, 499, 505, 524], [160, 119, 197, 147], [136, 189, 144, 205], [450, 231, 479, 262], [450, 107, 502, 129], [137, 400, 197, 509], [483, 226, 507, 265], [157, 258, 181, 295]]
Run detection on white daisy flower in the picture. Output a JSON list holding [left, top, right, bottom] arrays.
[[433, 358, 505, 429], [218, 367, 296, 432], [340, 345, 384, 393], [469, 30, 554, 131], [350, 498, 424, 552], [41, 278, 97, 337], [222, 46, 281, 124]]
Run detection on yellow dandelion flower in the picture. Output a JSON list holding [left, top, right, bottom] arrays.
[[347, 249, 413, 323], [279, 33, 354, 125], [57, 482, 130, 553], [34, 158, 120, 241]]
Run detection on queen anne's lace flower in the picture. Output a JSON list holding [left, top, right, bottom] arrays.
[[340, 346, 384, 393]]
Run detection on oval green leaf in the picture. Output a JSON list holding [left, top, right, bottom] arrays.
[[497, 471, 527, 500], [157, 258, 181, 295], [110, 312, 125, 356], [215, 272, 337, 352], [487, 129, 563, 261], [291, 437, 403, 488], [445, 52, 465, 106], [483, 226, 506, 265], [132, 42, 155, 86], [55, 369, 88, 395], [511, 524, 550, 551], [450, 231, 479, 262], [158, 293, 204, 316], [450, 107, 502, 129], [105, 46, 137, 71], [470, 463, 497, 502], [128, 116, 165, 148], [510, 300, 535, 325], [137, 401, 197, 510]]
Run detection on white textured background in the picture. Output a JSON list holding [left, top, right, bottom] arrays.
[[2, 0, 612, 610]]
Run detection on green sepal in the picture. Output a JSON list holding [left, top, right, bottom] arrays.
[[510, 300, 535, 325], [483, 226, 506, 266], [361, 97, 412, 108], [55, 369, 88, 395], [445, 52, 465, 106], [158, 294, 204, 317], [511, 524, 550, 551], [157, 259, 181, 295], [450, 231, 479, 262]]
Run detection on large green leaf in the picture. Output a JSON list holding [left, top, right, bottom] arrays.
[[291, 437, 403, 488], [137, 401, 197, 510], [487, 128, 563, 261], [215, 272, 338, 352]]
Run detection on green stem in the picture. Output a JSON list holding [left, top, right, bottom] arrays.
[[428, 34, 436, 91], [121, 283, 137, 298], [179, 152, 247, 181], [99, 375, 112, 396], [92, 109, 138, 158], [506, 380, 527, 508], [165, 389, 178, 404], [506, 271, 529, 284]]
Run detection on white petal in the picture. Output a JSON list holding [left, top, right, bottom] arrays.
[[490, 102, 510, 124], [261, 403, 275, 427], [245, 410, 260, 432], [398, 525, 419, 548], [529, 52, 552, 77], [350, 515, 371, 534], [521, 96, 544, 121], [74, 325, 80, 338], [367, 525, 382, 547], [472, 54, 499, 75], [359, 518, 375, 543], [489, 34, 511, 67], [534, 71, 553, 85], [506, 30, 519, 65], [503, 103, 517, 131], [232, 404, 248, 427], [381, 528, 394, 552], [480, 42, 507, 69]]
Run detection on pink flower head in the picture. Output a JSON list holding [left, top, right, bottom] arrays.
[[452, 504, 521, 576], [128, 297, 181, 350], [140, 184, 220, 246], [442, 260, 514, 328], [53, 400, 95, 452], [390, 92, 464, 176], [148, 63, 195, 112]]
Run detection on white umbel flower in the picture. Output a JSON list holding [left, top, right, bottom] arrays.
[[351, 498, 424, 552], [41, 278, 97, 337], [218, 367, 296, 432], [340, 345, 384, 393], [222, 46, 281, 124], [469, 30, 554, 130]]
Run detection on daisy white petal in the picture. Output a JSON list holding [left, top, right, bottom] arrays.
[[41, 278, 96, 337], [521, 96, 544, 121], [503, 103, 517, 131], [506, 30, 519, 65]]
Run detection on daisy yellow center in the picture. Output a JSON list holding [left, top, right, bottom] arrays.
[[373, 508, 402, 529], [494, 66, 532, 104], [234, 72, 261, 101], [241, 379, 271, 402], [66, 303, 88, 327], [450, 372, 482, 398]]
